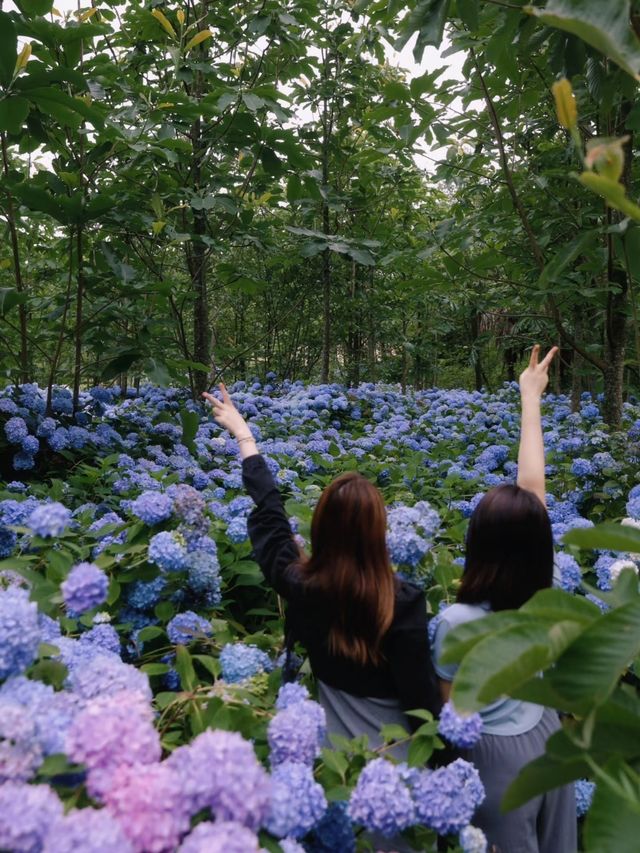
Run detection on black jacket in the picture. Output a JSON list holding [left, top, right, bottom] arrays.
[[242, 454, 442, 730]]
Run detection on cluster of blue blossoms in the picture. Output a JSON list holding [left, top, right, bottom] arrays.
[[0, 376, 624, 849]]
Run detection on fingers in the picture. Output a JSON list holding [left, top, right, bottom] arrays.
[[529, 343, 540, 368], [220, 383, 232, 405], [201, 391, 223, 409], [539, 345, 559, 371]]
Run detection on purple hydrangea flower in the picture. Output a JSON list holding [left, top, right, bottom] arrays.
[[79, 624, 121, 657], [266, 761, 327, 839], [66, 691, 161, 801], [66, 651, 152, 703], [268, 700, 326, 766], [409, 758, 485, 835], [0, 782, 63, 852], [130, 491, 173, 525], [43, 808, 134, 853], [102, 762, 190, 853], [438, 701, 483, 748], [166, 611, 212, 645], [0, 587, 41, 679], [0, 701, 43, 783], [305, 800, 355, 853], [178, 821, 264, 853], [275, 682, 310, 710], [186, 551, 221, 606], [167, 729, 270, 829], [127, 576, 166, 611], [347, 757, 415, 837], [61, 562, 109, 616], [27, 501, 71, 537]]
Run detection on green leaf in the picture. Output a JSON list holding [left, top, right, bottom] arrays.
[[175, 645, 198, 691], [563, 521, 640, 553], [16, 0, 54, 14], [525, 0, 640, 80], [502, 750, 589, 810], [396, 0, 452, 61], [180, 408, 199, 453], [577, 171, 640, 220], [380, 723, 410, 742], [584, 759, 640, 852], [542, 600, 640, 712], [456, 0, 479, 30], [0, 96, 30, 134], [141, 662, 171, 675], [0, 287, 28, 316], [242, 92, 264, 112], [537, 230, 598, 289], [0, 13, 17, 88], [137, 625, 164, 642], [451, 620, 583, 712]]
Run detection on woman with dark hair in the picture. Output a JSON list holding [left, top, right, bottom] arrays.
[[432, 345, 576, 853], [203, 386, 442, 758]]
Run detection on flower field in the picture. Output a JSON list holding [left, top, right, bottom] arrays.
[[0, 378, 637, 852]]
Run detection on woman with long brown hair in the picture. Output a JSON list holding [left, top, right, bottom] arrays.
[[203, 385, 442, 754]]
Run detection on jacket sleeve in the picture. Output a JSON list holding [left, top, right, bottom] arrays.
[[242, 454, 302, 600], [385, 587, 443, 732]]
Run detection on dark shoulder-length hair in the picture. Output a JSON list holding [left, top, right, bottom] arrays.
[[297, 471, 395, 667], [457, 483, 553, 611]]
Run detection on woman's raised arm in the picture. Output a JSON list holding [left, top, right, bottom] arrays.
[[516, 344, 558, 507]]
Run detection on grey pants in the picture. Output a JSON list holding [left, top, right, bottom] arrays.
[[468, 708, 577, 853]]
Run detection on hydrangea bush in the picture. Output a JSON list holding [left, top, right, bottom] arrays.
[[0, 377, 631, 849]]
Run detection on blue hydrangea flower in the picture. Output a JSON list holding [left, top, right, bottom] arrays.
[[348, 757, 416, 836], [0, 587, 41, 679], [127, 576, 167, 611], [4, 416, 29, 444], [220, 643, 272, 683], [148, 531, 188, 572], [166, 611, 212, 645], [61, 562, 109, 616], [0, 528, 17, 559], [459, 824, 488, 853], [575, 779, 595, 817], [571, 458, 592, 477], [266, 761, 327, 838], [554, 552, 582, 593], [130, 491, 173, 525], [438, 701, 483, 748], [268, 700, 326, 766], [27, 501, 72, 537], [226, 516, 249, 543], [305, 800, 355, 853], [186, 550, 221, 606]]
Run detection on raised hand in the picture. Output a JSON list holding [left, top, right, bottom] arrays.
[[202, 384, 252, 440], [519, 345, 559, 400]]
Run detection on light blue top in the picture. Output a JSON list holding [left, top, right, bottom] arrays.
[[432, 602, 544, 736]]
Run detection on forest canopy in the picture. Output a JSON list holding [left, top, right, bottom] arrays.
[[1, 0, 640, 426]]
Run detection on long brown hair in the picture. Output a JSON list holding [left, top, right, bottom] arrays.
[[298, 471, 395, 666]]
